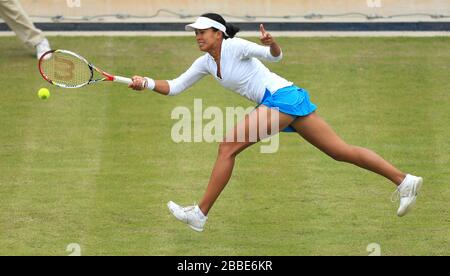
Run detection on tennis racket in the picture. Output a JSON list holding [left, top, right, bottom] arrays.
[[38, 49, 132, 89]]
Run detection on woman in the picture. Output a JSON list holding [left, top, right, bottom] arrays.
[[129, 13, 423, 232]]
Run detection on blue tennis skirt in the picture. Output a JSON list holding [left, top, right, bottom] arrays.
[[256, 85, 317, 132]]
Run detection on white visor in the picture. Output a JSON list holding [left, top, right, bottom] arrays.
[[185, 17, 229, 36]]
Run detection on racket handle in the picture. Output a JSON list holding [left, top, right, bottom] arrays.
[[114, 76, 133, 85]]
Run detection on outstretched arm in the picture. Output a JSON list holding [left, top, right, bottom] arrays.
[[129, 78, 170, 95], [128, 56, 209, 95]]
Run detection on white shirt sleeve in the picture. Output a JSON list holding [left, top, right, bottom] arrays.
[[237, 38, 283, 63], [167, 55, 209, 96]]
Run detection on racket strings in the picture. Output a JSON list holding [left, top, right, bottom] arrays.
[[40, 52, 93, 88]]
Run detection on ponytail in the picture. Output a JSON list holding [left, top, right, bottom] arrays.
[[201, 13, 240, 39], [225, 23, 240, 39]]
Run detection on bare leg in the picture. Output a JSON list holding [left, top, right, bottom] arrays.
[[199, 106, 296, 215], [291, 112, 406, 186]]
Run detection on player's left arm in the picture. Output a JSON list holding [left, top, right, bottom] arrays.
[[259, 24, 282, 58], [239, 24, 282, 62]]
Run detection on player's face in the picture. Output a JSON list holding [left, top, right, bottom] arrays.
[[195, 28, 222, 52]]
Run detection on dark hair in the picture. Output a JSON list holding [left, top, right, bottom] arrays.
[[201, 13, 240, 39]]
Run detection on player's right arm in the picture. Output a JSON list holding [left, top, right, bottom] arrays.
[[129, 78, 171, 95], [129, 55, 209, 95]]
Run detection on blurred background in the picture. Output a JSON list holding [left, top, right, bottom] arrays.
[[1, 0, 449, 33]]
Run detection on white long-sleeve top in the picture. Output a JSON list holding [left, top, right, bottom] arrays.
[[167, 37, 293, 104]]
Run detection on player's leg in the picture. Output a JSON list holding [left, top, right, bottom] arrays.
[[290, 111, 423, 217], [290, 111, 406, 185], [198, 105, 296, 215], [168, 106, 296, 231]]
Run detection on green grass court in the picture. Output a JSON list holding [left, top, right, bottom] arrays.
[[0, 36, 449, 256]]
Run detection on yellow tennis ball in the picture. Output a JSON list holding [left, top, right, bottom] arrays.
[[38, 88, 50, 100]]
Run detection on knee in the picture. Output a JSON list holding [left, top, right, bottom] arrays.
[[328, 145, 354, 163], [218, 142, 240, 159]]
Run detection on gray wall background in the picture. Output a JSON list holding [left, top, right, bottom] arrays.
[[16, 0, 450, 21]]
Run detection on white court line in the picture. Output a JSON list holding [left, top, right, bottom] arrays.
[[0, 31, 449, 37]]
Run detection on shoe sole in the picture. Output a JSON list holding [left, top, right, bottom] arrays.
[[167, 201, 204, 232], [398, 177, 423, 217], [189, 225, 204, 232]]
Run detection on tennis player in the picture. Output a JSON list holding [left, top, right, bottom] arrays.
[[129, 13, 423, 232]]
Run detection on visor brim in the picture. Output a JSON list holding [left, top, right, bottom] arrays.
[[185, 23, 213, 31]]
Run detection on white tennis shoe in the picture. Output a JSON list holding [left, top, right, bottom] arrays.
[[167, 201, 208, 232], [392, 174, 423, 217], [36, 39, 51, 60]]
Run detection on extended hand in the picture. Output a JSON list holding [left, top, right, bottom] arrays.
[[259, 24, 275, 46], [129, 75, 147, 91]]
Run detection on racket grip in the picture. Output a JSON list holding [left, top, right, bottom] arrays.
[[114, 76, 133, 85]]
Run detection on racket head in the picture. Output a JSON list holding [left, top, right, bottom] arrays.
[[38, 49, 94, 88]]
